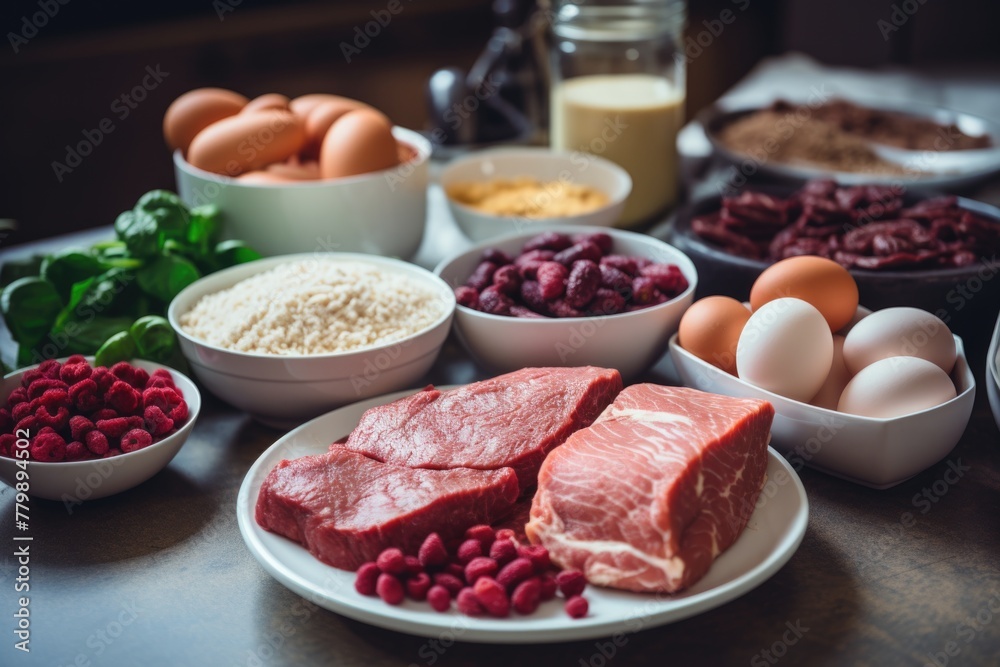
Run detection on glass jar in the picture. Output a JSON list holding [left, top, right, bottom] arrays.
[[548, 0, 686, 227]]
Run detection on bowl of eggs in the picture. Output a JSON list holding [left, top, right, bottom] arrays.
[[169, 89, 431, 259], [668, 256, 976, 489]]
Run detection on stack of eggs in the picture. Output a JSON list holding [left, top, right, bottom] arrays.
[[679, 256, 958, 419], [163, 89, 408, 183]]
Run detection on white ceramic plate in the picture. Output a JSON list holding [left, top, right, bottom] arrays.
[[669, 333, 976, 489], [237, 386, 809, 643], [988, 313, 1000, 432]]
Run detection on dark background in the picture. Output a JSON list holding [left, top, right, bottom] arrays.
[[2, 0, 998, 246]]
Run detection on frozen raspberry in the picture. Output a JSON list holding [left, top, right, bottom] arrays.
[[147, 369, 176, 389], [404, 555, 423, 576], [354, 562, 380, 596], [27, 377, 67, 400], [565, 595, 588, 619], [69, 415, 95, 441], [96, 417, 132, 440], [65, 441, 88, 461], [491, 264, 522, 297], [6, 387, 28, 407], [548, 298, 584, 318], [20, 369, 44, 387], [489, 539, 517, 566], [495, 528, 517, 542], [84, 430, 109, 456], [599, 265, 632, 293], [107, 381, 141, 415], [376, 574, 404, 605], [454, 286, 480, 310], [523, 231, 572, 253], [110, 362, 138, 385], [590, 288, 626, 315], [631, 276, 658, 304], [556, 570, 586, 598], [465, 524, 495, 547], [0, 408, 11, 434], [0, 433, 16, 457], [464, 557, 499, 584], [640, 263, 688, 297], [518, 280, 548, 314], [69, 379, 102, 413], [34, 404, 69, 431], [456, 588, 485, 616], [65, 355, 87, 365], [120, 429, 153, 453], [14, 416, 38, 435], [538, 574, 558, 601], [573, 232, 613, 254], [478, 286, 513, 316], [131, 367, 150, 390], [553, 241, 602, 267], [456, 539, 483, 564], [466, 261, 499, 292], [481, 248, 513, 266], [142, 387, 183, 414], [566, 260, 601, 309], [473, 577, 510, 617], [512, 578, 542, 615], [38, 388, 70, 411], [518, 545, 552, 572], [431, 573, 463, 596], [91, 367, 115, 393], [497, 558, 534, 591], [91, 408, 118, 421], [169, 400, 188, 424], [102, 448, 123, 458], [12, 399, 36, 423], [405, 573, 432, 601], [37, 359, 61, 379], [601, 254, 639, 276], [59, 362, 92, 385], [376, 548, 407, 575], [142, 406, 174, 437], [30, 428, 66, 462], [444, 562, 466, 579], [427, 585, 451, 612], [536, 261, 568, 300], [418, 533, 449, 568], [514, 248, 556, 269]]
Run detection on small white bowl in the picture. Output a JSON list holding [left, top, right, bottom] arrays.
[[440, 148, 632, 242], [167, 253, 455, 428], [0, 358, 200, 501], [174, 126, 431, 259], [669, 333, 976, 489], [435, 226, 697, 380], [988, 312, 1000, 432]]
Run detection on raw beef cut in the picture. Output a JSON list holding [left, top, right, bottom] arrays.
[[343, 367, 623, 489], [526, 385, 774, 593], [256, 446, 519, 570]]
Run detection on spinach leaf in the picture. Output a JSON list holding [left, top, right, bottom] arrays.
[[116, 210, 160, 258], [78, 268, 135, 316], [136, 255, 200, 303], [187, 205, 220, 255], [41, 249, 107, 302], [214, 240, 262, 269], [136, 190, 190, 239], [94, 330, 136, 367], [0, 256, 44, 288], [61, 316, 134, 355], [0, 277, 63, 351], [130, 315, 175, 359]]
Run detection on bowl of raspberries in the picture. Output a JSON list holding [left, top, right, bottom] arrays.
[[435, 226, 698, 379], [0, 356, 200, 501]]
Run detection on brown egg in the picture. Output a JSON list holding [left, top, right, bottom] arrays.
[[289, 93, 368, 119], [236, 170, 297, 185], [266, 157, 321, 180], [678, 296, 752, 374], [241, 93, 290, 114], [397, 141, 417, 164], [320, 109, 399, 179], [163, 88, 248, 153], [187, 110, 306, 176], [750, 256, 859, 331], [305, 100, 363, 151]]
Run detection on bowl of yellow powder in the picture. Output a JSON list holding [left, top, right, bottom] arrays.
[[441, 148, 632, 242]]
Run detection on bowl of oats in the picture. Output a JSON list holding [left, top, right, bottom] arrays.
[[167, 254, 455, 427], [441, 148, 632, 242]]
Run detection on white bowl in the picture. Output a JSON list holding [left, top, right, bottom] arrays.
[[669, 333, 976, 489], [988, 313, 1000, 432], [0, 358, 200, 501], [173, 126, 430, 259], [167, 253, 455, 428], [440, 147, 632, 242], [434, 226, 697, 380]]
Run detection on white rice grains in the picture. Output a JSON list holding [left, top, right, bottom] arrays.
[[179, 259, 447, 355]]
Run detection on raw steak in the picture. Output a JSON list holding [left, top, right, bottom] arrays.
[[256, 446, 518, 570], [526, 385, 774, 593], [343, 367, 623, 489]]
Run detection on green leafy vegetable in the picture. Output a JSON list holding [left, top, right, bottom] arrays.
[[0, 188, 259, 369]]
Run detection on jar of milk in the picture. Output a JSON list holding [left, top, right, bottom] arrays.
[[548, 0, 686, 227]]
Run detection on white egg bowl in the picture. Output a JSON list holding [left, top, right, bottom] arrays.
[[988, 312, 1000, 432], [669, 333, 975, 489], [435, 226, 697, 380], [167, 253, 455, 428], [440, 147, 632, 242], [0, 358, 200, 501], [174, 126, 430, 259]]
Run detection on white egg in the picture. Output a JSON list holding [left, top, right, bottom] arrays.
[[843, 307, 955, 375], [838, 356, 957, 418], [736, 298, 834, 402]]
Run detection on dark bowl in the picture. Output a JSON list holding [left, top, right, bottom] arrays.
[[666, 184, 1000, 339]]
